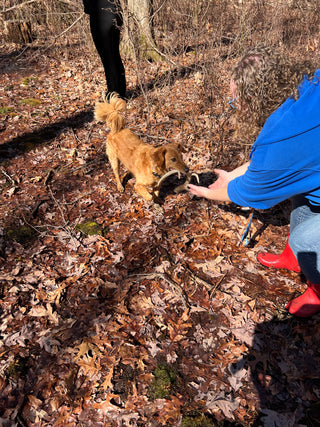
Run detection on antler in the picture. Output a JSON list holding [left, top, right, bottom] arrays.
[[156, 169, 182, 187], [154, 170, 200, 198], [174, 172, 200, 193]]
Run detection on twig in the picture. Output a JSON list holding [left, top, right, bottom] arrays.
[[1, 0, 79, 14], [0, 168, 17, 186], [209, 272, 228, 299], [205, 199, 213, 235], [47, 186, 70, 229], [72, 128, 82, 145], [47, 187, 83, 246], [1, 0, 38, 13], [48, 12, 85, 45], [44, 169, 55, 186], [128, 272, 191, 309], [185, 262, 228, 298], [57, 0, 79, 7], [185, 263, 215, 290], [35, 13, 85, 55], [150, 0, 167, 21]]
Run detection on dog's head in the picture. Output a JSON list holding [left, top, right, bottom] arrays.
[[152, 143, 189, 177]]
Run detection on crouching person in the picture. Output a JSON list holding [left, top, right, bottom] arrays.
[[189, 46, 320, 317]]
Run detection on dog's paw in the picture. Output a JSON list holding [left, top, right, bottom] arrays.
[[142, 193, 153, 201], [134, 184, 153, 201], [117, 184, 125, 193]]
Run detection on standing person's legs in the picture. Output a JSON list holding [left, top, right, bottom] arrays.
[[286, 196, 320, 316], [89, 0, 126, 97]]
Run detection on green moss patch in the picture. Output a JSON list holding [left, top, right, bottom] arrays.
[[6, 225, 36, 245], [19, 98, 42, 107], [181, 414, 218, 427], [148, 363, 177, 399], [75, 221, 103, 236], [21, 76, 38, 86], [0, 106, 15, 115], [6, 356, 29, 379]]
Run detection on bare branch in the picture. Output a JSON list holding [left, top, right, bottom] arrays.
[[57, 0, 79, 7], [1, 0, 38, 14], [1, 0, 80, 14], [40, 12, 85, 53]]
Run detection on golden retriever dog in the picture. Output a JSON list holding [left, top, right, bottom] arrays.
[[94, 94, 189, 201]]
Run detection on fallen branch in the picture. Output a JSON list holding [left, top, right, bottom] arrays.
[[128, 272, 191, 309], [0, 168, 17, 186], [185, 262, 229, 298]]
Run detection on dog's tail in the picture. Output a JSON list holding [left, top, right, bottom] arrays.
[[94, 93, 127, 134]]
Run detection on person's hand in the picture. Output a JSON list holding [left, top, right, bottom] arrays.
[[188, 169, 231, 202], [188, 181, 230, 202], [209, 169, 231, 190], [188, 162, 249, 202], [188, 183, 214, 199]]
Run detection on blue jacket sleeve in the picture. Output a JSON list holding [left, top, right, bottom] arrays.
[[228, 168, 304, 209], [227, 71, 320, 209]]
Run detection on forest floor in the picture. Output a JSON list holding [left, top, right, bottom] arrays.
[[0, 37, 320, 427]]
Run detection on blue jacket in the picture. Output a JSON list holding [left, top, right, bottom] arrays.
[[228, 70, 320, 209]]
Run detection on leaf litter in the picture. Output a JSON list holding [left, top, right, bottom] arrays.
[[0, 38, 320, 427]]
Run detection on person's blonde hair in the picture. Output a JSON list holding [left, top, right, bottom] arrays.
[[231, 45, 315, 141]]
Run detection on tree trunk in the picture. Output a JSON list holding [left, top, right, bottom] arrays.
[[4, 20, 35, 44], [120, 0, 162, 61]]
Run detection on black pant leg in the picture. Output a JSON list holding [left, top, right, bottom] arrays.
[[88, 1, 126, 97]]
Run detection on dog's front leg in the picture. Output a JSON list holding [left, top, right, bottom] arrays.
[[107, 146, 124, 192], [134, 183, 153, 201]]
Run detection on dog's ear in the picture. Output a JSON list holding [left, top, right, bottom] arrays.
[[152, 147, 167, 171], [173, 143, 186, 153]]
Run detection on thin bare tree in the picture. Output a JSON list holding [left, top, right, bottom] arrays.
[[120, 0, 162, 61]]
